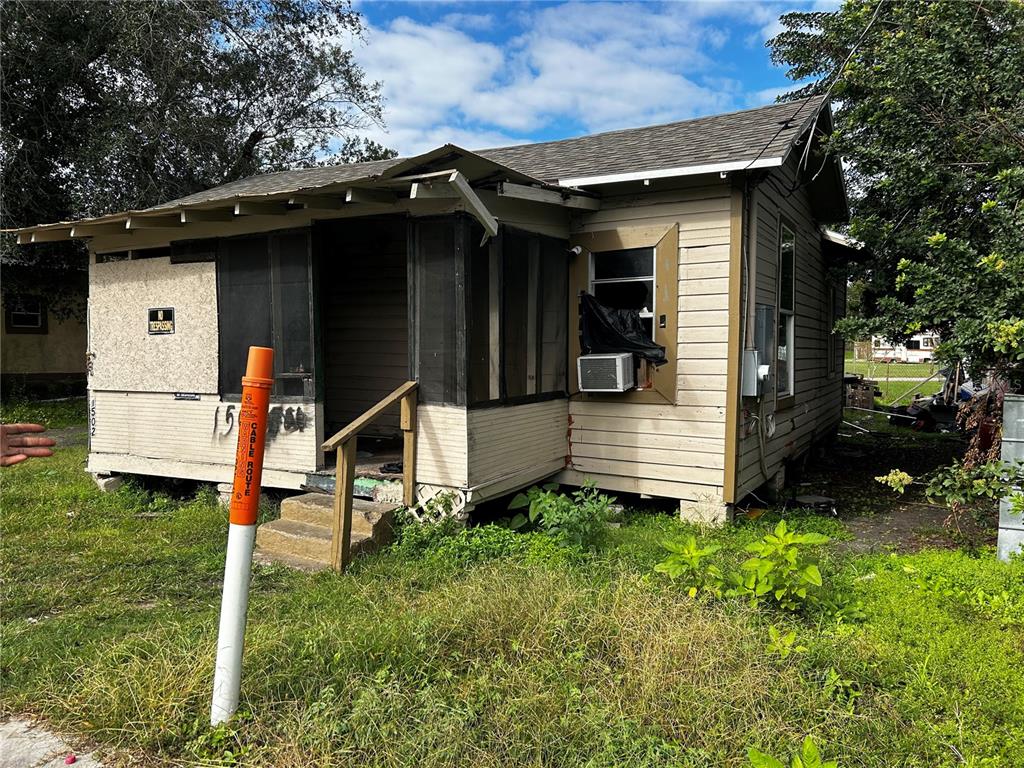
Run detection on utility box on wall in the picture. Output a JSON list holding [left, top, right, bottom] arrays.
[[998, 393, 1024, 562]]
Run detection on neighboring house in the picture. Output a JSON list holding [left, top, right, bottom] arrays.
[[12, 96, 855, 531], [871, 333, 940, 363], [1, 290, 87, 397]]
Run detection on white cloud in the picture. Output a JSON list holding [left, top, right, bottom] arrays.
[[353, 1, 822, 157]]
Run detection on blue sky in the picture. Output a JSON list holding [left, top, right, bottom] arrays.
[[348, 0, 837, 156]]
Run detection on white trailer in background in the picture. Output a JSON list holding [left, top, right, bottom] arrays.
[[871, 333, 940, 363]]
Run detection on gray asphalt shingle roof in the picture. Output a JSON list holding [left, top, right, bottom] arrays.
[[480, 96, 825, 182], [155, 96, 825, 210]]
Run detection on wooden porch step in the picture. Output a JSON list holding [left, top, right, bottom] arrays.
[[254, 493, 397, 570]]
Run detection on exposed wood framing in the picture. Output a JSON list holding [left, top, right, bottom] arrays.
[[289, 194, 344, 210], [180, 208, 234, 223], [409, 181, 454, 200], [71, 222, 130, 237], [25, 228, 72, 243], [409, 171, 499, 238], [234, 201, 289, 216], [345, 188, 396, 204], [497, 181, 601, 211], [126, 214, 183, 230]]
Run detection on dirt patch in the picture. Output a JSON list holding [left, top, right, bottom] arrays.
[[783, 411, 980, 553], [46, 425, 88, 448]]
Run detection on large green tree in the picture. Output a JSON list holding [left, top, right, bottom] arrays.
[[1, 0, 394, 309], [770, 0, 1024, 386]]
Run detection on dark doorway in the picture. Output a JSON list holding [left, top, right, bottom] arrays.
[[316, 217, 410, 438]]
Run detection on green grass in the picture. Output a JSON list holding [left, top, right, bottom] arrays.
[[2, 446, 1022, 767], [0, 396, 87, 429], [875, 379, 944, 406]]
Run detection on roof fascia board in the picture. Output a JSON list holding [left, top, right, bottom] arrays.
[[558, 157, 783, 188]]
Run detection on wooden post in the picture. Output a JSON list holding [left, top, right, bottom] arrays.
[[332, 438, 356, 572], [401, 388, 418, 508]]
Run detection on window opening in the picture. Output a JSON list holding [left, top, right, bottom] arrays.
[[590, 247, 655, 339], [5, 295, 46, 333], [777, 223, 795, 399]]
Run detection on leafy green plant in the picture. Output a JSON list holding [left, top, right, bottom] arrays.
[[822, 667, 862, 713], [926, 459, 1024, 540], [765, 625, 807, 659], [726, 520, 830, 612], [653, 535, 723, 597], [185, 715, 251, 765], [927, 459, 1024, 511], [748, 736, 838, 768], [874, 469, 914, 494], [508, 482, 613, 547], [393, 514, 572, 570]]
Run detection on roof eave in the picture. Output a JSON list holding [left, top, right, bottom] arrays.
[[557, 156, 784, 189]]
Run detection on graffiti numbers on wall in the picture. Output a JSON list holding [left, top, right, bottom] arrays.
[[212, 405, 236, 444], [266, 406, 307, 442], [212, 403, 305, 445]]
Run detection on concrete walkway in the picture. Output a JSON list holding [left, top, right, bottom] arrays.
[[0, 719, 103, 768]]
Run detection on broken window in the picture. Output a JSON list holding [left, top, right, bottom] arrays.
[[590, 247, 655, 339], [217, 230, 314, 399]]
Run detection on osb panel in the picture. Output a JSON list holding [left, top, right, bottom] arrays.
[[90, 257, 218, 392]]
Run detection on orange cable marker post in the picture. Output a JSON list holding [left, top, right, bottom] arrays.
[[211, 346, 273, 726]]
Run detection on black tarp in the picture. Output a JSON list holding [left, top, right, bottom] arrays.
[[579, 292, 667, 366]]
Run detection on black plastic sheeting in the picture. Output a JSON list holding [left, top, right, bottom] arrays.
[[579, 292, 667, 366]]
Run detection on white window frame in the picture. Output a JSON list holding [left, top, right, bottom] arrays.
[[776, 222, 796, 401], [589, 247, 656, 340]]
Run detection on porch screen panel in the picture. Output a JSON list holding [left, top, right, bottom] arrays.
[[273, 232, 313, 397], [414, 218, 462, 405], [218, 236, 272, 395], [502, 229, 531, 399], [539, 236, 569, 393], [466, 223, 492, 405], [217, 230, 313, 398]]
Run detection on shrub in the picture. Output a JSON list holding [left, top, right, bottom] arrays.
[[653, 535, 723, 597], [726, 520, 830, 613], [508, 482, 614, 547], [392, 513, 574, 571]]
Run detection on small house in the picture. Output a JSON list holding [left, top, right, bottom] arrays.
[[1, 288, 87, 398], [13, 97, 856, 559]]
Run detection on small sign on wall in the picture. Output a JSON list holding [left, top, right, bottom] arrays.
[[148, 307, 175, 335]]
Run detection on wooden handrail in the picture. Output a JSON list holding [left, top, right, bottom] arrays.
[[321, 380, 419, 451], [322, 380, 418, 572]]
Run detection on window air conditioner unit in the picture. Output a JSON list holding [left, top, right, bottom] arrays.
[[577, 353, 635, 392]]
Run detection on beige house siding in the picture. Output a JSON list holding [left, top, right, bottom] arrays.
[[466, 399, 569, 496], [558, 178, 732, 502], [87, 391, 320, 483], [735, 158, 844, 498], [414, 404, 469, 488]]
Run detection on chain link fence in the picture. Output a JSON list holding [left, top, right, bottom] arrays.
[[844, 355, 946, 406]]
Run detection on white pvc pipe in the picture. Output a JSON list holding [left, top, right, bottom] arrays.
[[210, 522, 257, 725]]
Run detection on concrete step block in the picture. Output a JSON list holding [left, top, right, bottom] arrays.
[[280, 493, 396, 543]]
